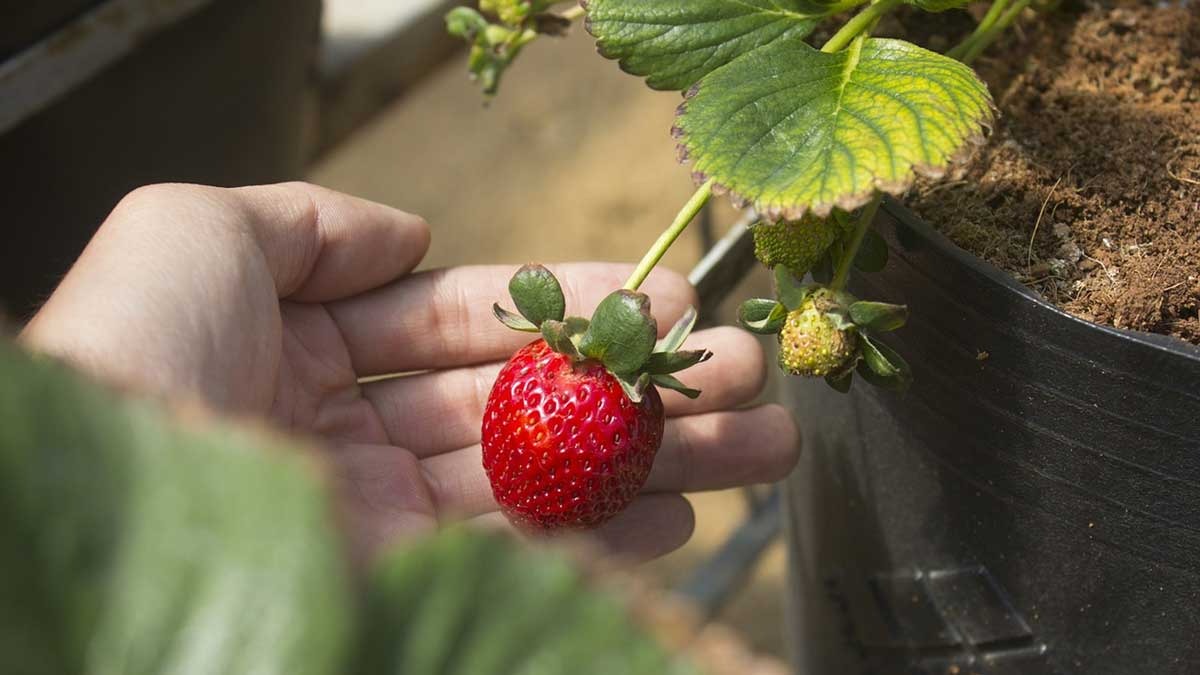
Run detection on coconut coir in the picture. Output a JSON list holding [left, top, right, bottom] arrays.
[[906, 0, 1200, 344]]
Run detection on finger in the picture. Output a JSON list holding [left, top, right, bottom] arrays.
[[655, 326, 768, 416], [361, 326, 768, 456], [642, 404, 800, 493], [228, 181, 431, 301], [364, 362, 503, 457], [420, 447, 498, 520], [465, 495, 695, 562], [327, 263, 697, 375], [418, 405, 799, 518], [332, 444, 438, 565], [589, 494, 695, 561]]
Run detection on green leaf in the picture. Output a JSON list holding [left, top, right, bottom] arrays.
[[0, 341, 350, 675], [853, 227, 889, 273], [655, 305, 698, 354], [811, 250, 834, 284], [675, 37, 994, 219], [579, 290, 658, 377], [650, 373, 702, 399], [775, 266, 814, 311], [494, 303, 540, 332], [738, 298, 787, 334], [645, 349, 712, 375], [0, 339, 720, 675], [849, 301, 908, 332], [825, 371, 853, 393], [356, 529, 700, 675], [584, 0, 852, 91], [859, 333, 913, 390], [541, 320, 583, 358], [509, 264, 566, 326]]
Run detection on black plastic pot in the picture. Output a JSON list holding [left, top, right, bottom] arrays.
[[783, 199, 1200, 675]]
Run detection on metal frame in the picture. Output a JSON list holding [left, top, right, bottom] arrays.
[[675, 212, 790, 618]]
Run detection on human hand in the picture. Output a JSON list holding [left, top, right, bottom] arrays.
[[21, 182, 799, 562]]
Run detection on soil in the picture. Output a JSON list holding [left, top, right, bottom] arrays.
[[905, 0, 1200, 344]]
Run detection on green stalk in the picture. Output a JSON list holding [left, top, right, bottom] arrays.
[[820, 0, 903, 53], [946, 0, 1009, 60], [623, 180, 715, 292], [960, 0, 1032, 64], [511, 4, 588, 49], [830, 193, 884, 291]]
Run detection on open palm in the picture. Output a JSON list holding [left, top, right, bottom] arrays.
[[22, 182, 798, 563]]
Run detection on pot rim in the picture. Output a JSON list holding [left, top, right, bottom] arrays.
[[884, 197, 1200, 364]]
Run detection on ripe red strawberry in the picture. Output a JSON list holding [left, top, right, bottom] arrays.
[[482, 340, 665, 529], [483, 264, 710, 530]]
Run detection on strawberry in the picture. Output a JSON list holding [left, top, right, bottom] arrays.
[[483, 265, 710, 530], [778, 290, 858, 378], [751, 214, 849, 276], [482, 340, 664, 529], [739, 267, 912, 392]]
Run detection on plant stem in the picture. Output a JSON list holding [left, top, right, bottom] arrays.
[[946, 0, 1009, 60], [959, 0, 1032, 64], [830, 193, 883, 291], [820, 0, 903, 53], [512, 4, 588, 49], [623, 180, 715, 292]]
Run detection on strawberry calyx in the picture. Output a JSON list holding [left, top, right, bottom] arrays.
[[494, 264, 711, 402], [738, 266, 913, 393]]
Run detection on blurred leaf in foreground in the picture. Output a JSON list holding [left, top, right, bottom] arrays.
[[0, 340, 778, 674]]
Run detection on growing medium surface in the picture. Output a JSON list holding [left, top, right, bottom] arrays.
[[906, 0, 1200, 344]]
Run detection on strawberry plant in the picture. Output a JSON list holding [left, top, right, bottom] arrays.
[[449, 0, 1033, 527]]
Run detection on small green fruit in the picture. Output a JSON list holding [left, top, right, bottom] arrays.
[[778, 290, 858, 378], [752, 215, 845, 276], [480, 0, 547, 26]]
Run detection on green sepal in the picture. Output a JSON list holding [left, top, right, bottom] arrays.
[[859, 334, 913, 390], [849, 301, 908, 332], [446, 7, 489, 39], [563, 316, 590, 336], [650, 374, 702, 399], [509, 264, 566, 327], [655, 306, 698, 354], [541, 320, 582, 359], [645, 349, 712, 375], [493, 303, 539, 332], [853, 228, 889, 273], [738, 299, 786, 335], [617, 372, 652, 404], [578, 290, 657, 377], [774, 266, 813, 311], [811, 250, 834, 284], [825, 371, 853, 394]]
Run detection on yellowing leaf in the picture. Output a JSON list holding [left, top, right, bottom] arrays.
[[674, 37, 994, 219]]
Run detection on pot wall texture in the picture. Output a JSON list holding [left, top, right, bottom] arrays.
[[784, 200, 1200, 675]]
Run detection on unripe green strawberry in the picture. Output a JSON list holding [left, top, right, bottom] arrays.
[[752, 215, 844, 275], [778, 290, 858, 378]]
